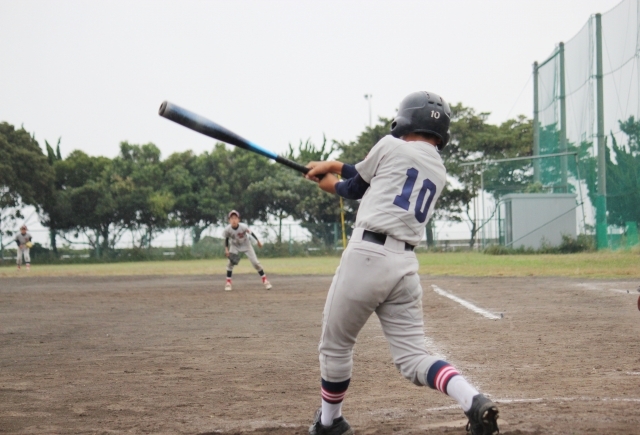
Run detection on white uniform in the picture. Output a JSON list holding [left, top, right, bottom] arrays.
[[223, 223, 262, 272], [319, 135, 447, 385], [15, 232, 32, 266]]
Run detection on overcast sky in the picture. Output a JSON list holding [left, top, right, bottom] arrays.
[[0, 0, 623, 161]]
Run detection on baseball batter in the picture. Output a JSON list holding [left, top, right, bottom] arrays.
[[14, 225, 33, 271], [304, 92, 499, 435], [223, 210, 272, 291]]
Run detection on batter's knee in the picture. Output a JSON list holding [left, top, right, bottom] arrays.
[[393, 353, 442, 387], [319, 352, 353, 383]]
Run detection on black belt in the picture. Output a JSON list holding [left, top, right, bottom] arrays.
[[362, 230, 415, 251]]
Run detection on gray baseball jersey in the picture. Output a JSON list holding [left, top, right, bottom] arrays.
[[223, 223, 253, 252], [354, 135, 447, 246], [15, 232, 32, 246]]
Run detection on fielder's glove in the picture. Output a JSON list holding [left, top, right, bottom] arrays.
[[228, 252, 241, 266], [26, 241, 33, 248]]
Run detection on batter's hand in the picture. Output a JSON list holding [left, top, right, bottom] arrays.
[[225, 247, 230, 257], [305, 161, 343, 182], [318, 173, 339, 194], [258, 241, 263, 248]]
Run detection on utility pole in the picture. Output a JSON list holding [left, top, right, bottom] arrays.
[[559, 42, 568, 193], [364, 94, 372, 128], [533, 61, 540, 183], [595, 13, 608, 249]]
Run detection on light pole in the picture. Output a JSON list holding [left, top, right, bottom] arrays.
[[364, 94, 372, 128]]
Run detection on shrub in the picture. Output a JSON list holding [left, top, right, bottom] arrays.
[[484, 234, 595, 255]]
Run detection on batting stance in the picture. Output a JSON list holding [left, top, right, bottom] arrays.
[[223, 210, 272, 291], [14, 225, 33, 271], [304, 92, 499, 435]]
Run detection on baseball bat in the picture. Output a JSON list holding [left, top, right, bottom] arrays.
[[158, 101, 311, 175]]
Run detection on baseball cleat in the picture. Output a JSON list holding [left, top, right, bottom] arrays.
[[263, 280, 272, 290], [224, 282, 232, 291], [309, 408, 353, 435], [465, 394, 499, 435]]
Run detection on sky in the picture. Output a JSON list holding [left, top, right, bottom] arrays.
[[0, 0, 627, 247], [0, 0, 625, 162]]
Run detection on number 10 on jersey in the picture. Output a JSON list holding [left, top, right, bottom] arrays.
[[392, 168, 436, 223]]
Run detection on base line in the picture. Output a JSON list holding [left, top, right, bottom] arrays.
[[431, 285, 501, 320]]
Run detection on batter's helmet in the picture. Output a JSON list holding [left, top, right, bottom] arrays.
[[390, 91, 451, 150]]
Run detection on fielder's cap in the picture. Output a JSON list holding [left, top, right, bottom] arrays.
[[20, 224, 27, 230], [228, 210, 240, 218]]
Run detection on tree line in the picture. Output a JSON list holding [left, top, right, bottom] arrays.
[[3, 104, 637, 256]]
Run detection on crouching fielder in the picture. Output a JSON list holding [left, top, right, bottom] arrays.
[[15, 225, 33, 271], [223, 210, 272, 291]]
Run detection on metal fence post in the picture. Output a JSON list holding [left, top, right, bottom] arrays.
[[595, 13, 608, 249]]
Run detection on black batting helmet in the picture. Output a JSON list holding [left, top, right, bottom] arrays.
[[390, 91, 451, 150]]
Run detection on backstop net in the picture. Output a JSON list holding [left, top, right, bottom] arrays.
[[531, 0, 640, 249]]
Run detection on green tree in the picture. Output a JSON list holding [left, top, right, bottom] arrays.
[[283, 138, 353, 246], [246, 168, 304, 243], [0, 123, 53, 209], [606, 117, 640, 227], [163, 148, 229, 244], [40, 138, 64, 253], [336, 118, 393, 164], [0, 123, 54, 254], [224, 146, 274, 224], [441, 105, 533, 247], [569, 117, 640, 233], [112, 142, 174, 249], [51, 150, 130, 255]]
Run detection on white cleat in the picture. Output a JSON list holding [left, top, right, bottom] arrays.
[[224, 282, 232, 291], [263, 280, 272, 290]]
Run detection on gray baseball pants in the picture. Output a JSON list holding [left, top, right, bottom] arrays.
[[318, 227, 439, 386], [16, 247, 31, 266], [226, 245, 263, 272]]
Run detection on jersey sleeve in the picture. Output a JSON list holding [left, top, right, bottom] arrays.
[[335, 173, 370, 200], [354, 136, 397, 183], [341, 164, 359, 180]]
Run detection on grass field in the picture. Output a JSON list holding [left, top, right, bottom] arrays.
[[1, 250, 638, 278]]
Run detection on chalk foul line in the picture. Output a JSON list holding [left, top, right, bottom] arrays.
[[431, 285, 501, 320]]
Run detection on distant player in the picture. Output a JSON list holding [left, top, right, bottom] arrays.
[[15, 225, 33, 271], [223, 210, 272, 291], [304, 92, 499, 435]]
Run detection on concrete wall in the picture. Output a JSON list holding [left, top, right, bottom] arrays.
[[503, 193, 577, 249]]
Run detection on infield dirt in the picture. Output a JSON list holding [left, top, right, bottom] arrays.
[[1, 274, 639, 434]]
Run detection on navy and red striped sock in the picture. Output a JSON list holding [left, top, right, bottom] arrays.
[[426, 360, 460, 394], [426, 360, 479, 411], [320, 378, 350, 426]]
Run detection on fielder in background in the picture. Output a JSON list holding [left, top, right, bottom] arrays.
[[304, 91, 499, 435], [15, 225, 33, 271], [223, 210, 272, 291]]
